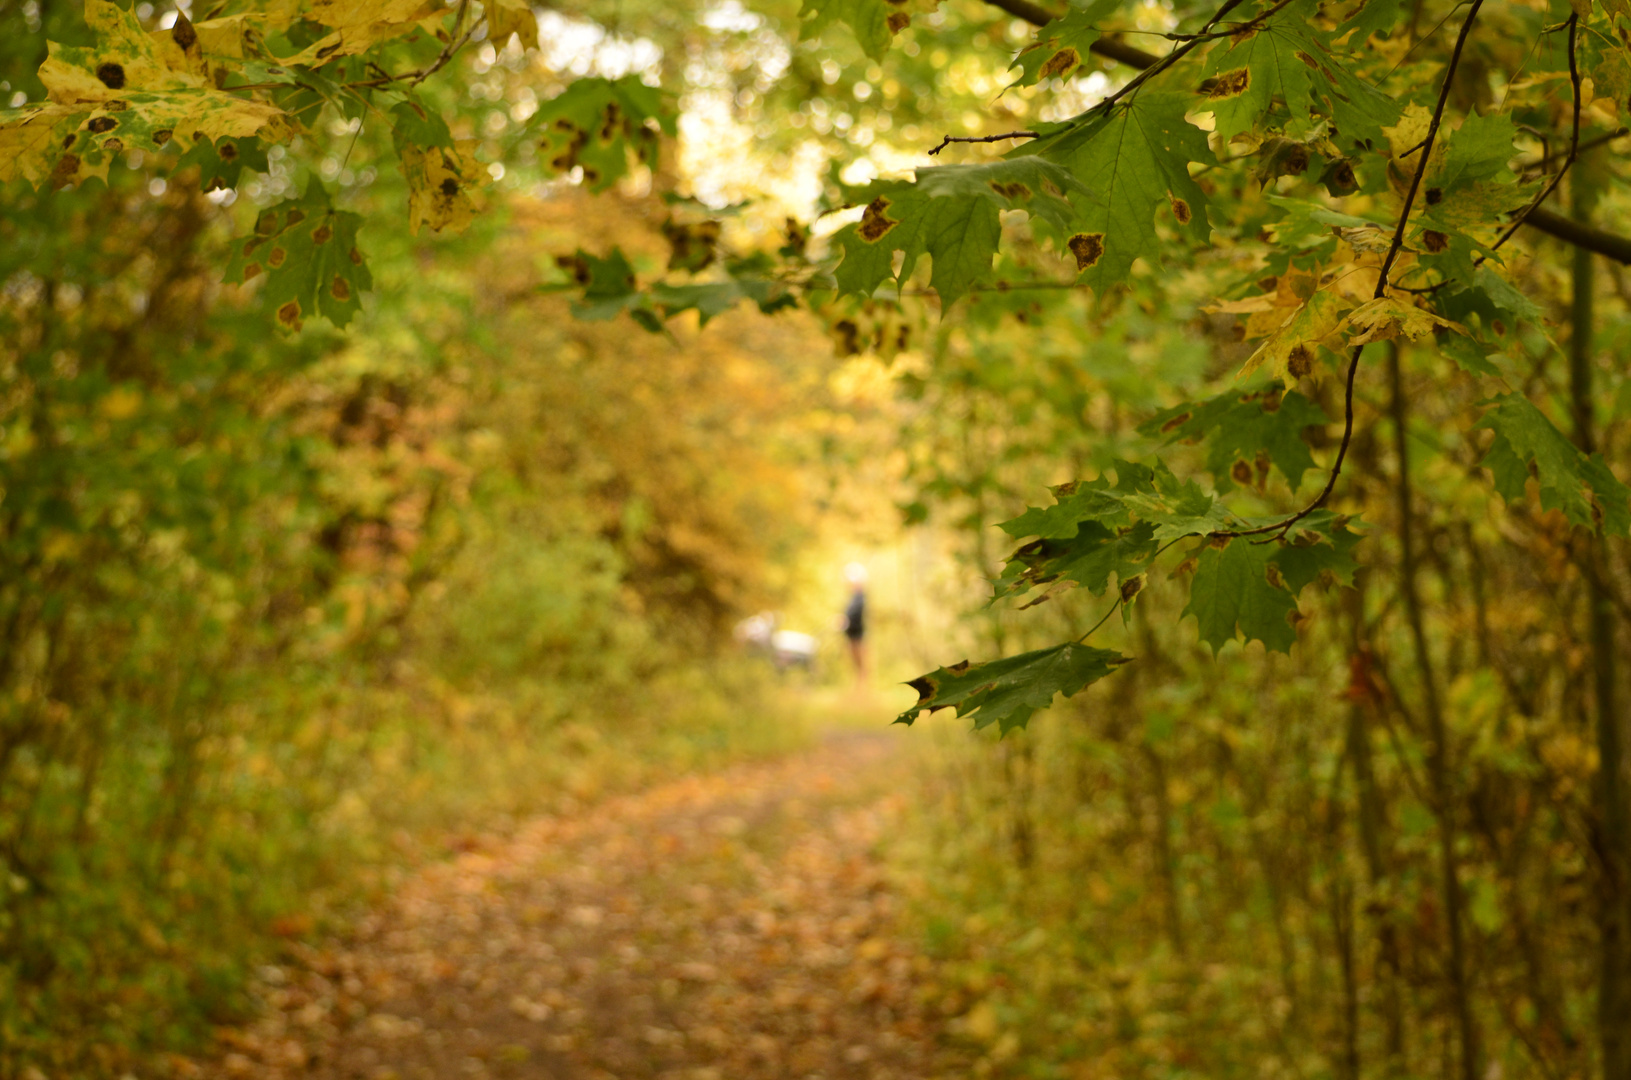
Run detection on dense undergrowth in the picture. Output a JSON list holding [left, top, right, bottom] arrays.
[[877, 266, 1629, 1079]]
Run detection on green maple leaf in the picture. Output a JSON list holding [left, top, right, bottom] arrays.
[[1271, 511, 1363, 592], [532, 76, 675, 192], [995, 519, 1159, 604], [1000, 459, 1236, 546], [1008, 0, 1118, 86], [896, 642, 1131, 734], [1201, 6, 1399, 148], [799, 0, 906, 60], [1336, 0, 1406, 43], [1436, 111, 1519, 192], [1025, 92, 1213, 293], [1477, 394, 1631, 536], [222, 182, 370, 330], [832, 159, 1091, 306], [166, 134, 267, 191], [1436, 265, 1540, 349], [1184, 537, 1300, 654], [649, 280, 795, 324], [1140, 382, 1329, 491]]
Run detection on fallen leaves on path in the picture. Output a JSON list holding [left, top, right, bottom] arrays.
[[213, 732, 972, 1079]]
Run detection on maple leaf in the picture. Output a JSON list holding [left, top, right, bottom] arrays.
[[1008, 0, 1119, 87], [485, 0, 539, 48], [1024, 93, 1213, 294], [5, 0, 290, 188], [799, 0, 920, 60], [999, 459, 1237, 546], [1477, 394, 1631, 536], [390, 101, 487, 235], [532, 77, 676, 192], [995, 520, 1159, 606], [223, 182, 372, 330], [276, 0, 446, 67], [1184, 536, 1300, 654], [831, 159, 1090, 306], [1140, 383, 1330, 491], [1201, 4, 1400, 148], [896, 642, 1131, 734]]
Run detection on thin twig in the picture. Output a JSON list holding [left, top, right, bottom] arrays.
[[1490, 14, 1582, 253], [1216, 0, 1487, 543], [1522, 126, 1626, 176], [928, 130, 1041, 156], [1075, 537, 1186, 642]]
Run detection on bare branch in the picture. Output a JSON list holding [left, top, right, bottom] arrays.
[[1491, 14, 1581, 253], [928, 130, 1041, 156]]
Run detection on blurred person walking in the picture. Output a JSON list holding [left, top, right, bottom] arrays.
[[842, 563, 868, 685]]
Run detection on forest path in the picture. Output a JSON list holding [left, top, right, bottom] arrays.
[[218, 729, 971, 1080]]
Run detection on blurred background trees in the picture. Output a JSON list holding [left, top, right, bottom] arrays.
[[5, 0, 1631, 1078]]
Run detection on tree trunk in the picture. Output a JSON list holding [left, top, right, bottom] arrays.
[[1389, 345, 1481, 1080], [1573, 170, 1631, 1080]]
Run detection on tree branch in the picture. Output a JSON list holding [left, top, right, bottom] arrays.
[[1218, 0, 1487, 543], [928, 130, 1040, 156], [982, 0, 1163, 67]]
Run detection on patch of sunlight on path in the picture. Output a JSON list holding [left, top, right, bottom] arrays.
[[211, 725, 971, 1080]]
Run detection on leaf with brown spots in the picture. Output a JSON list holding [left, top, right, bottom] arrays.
[[1008, 0, 1117, 87], [832, 159, 1089, 307], [897, 642, 1130, 734], [223, 182, 371, 329], [1024, 92, 1212, 292]]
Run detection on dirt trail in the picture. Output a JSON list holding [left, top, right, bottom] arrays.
[[215, 731, 971, 1080]]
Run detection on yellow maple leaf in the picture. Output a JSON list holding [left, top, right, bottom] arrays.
[[1340, 296, 1467, 347], [280, 0, 448, 67], [486, 0, 538, 48], [1237, 289, 1354, 383], [402, 140, 488, 235]]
